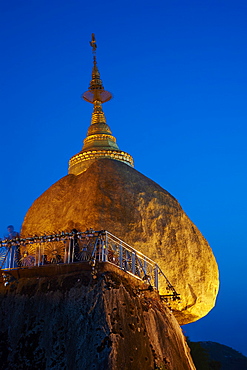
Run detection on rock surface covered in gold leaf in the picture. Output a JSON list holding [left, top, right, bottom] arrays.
[[22, 158, 219, 325]]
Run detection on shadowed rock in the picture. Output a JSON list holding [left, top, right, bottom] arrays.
[[0, 266, 195, 370]]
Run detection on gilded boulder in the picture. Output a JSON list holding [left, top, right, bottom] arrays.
[[21, 158, 219, 324]]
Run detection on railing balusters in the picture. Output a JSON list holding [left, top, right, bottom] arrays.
[[100, 239, 103, 262], [41, 244, 44, 265], [0, 230, 179, 301], [71, 237, 75, 263], [8, 246, 11, 269], [63, 240, 67, 264], [154, 264, 158, 290], [68, 238, 71, 264], [38, 243, 41, 266], [131, 252, 135, 275]]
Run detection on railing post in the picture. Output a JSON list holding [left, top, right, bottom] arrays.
[[68, 238, 71, 264], [8, 246, 12, 269], [154, 264, 158, 290], [105, 232, 108, 262], [119, 243, 123, 269], [105, 232, 108, 251], [63, 240, 67, 264], [41, 243, 45, 265], [38, 243, 41, 266], [132, 252, 136, 275], [98, 239, 101, 262], [101, 239, 106, 262], [72, 236, 75, 263], [34, 245, 37, 266], [11, 245, 14, 268], [144, 257, 147, 274]]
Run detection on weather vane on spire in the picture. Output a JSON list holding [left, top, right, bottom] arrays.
[[90, 33, 97, 55]]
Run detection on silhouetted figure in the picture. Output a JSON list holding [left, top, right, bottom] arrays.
[[5, 225, 19, 240], [1, 226, 20, 269]]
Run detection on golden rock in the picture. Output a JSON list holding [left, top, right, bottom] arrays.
[[21, 158, 219, 325]]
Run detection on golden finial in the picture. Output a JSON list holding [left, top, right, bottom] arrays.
[[82, 34, 112, 104]]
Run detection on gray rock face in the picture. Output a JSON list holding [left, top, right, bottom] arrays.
[[0, 265, 195, 370]]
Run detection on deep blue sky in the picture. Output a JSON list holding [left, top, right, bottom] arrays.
[[1, 0, 247, 356]]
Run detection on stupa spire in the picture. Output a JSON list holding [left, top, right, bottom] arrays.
[[82, 34, 112, 114], [68, 34, 134, 176]]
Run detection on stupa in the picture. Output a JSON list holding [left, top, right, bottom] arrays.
[[21, 35, 219, 325]]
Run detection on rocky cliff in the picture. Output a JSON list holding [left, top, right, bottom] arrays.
[[0, 263, 195, 369]]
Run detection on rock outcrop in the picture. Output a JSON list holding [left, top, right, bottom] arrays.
[[21, 158, 219, 325], [0, 264, 195, 369], [188, 341, 247, 370]]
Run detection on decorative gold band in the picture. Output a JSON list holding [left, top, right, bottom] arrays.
[[69, 149, 134, 175], [84, 134, 117, 145]]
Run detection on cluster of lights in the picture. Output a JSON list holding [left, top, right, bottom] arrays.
[[0, 229, 104, 247]]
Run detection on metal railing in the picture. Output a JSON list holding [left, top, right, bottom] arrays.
[[0, 230, 179, 299]]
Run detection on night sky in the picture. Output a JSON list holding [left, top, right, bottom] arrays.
[[1, 0, 247, 356]]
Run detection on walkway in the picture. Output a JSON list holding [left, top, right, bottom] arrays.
[[0, 229, 179, 301]]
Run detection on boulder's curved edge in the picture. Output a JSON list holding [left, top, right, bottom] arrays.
[[21, 158, 219, 325]]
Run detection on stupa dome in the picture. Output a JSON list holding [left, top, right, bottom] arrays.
[[21, 35, 219, 325]]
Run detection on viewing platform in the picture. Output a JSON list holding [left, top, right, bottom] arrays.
[[0, 230, 180, 302]]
